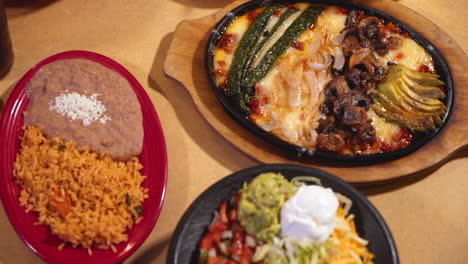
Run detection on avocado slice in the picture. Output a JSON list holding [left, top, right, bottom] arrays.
[[405, 81, 445, 99], [372, 65, 447, 132], [404, 71, 444, 87], [373, 94, 437, 131], [377, 82, 420, 112], [373, 103, 435, 132], [386, 66, 445, 87], [392, 80, 446, 114], [396, 78, 446, 102]]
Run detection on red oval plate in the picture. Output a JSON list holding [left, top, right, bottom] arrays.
[[0, 51, 168, 264]]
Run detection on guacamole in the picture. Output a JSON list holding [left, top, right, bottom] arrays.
[[238, 172, 294, 242]]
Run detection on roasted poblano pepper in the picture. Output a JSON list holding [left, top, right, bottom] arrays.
[[225, 4, 285, 98], [245, 6, 324, 87]]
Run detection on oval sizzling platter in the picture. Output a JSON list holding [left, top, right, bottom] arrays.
[[206, 0, 454, 163], [164, 0, 468, 184], [0, 50, 168, 264], [167, 164, 399, 264]]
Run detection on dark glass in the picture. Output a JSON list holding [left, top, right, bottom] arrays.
[[0, 0, 13, 78]]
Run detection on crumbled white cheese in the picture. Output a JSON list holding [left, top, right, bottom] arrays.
[[49, 92, 111, 126]]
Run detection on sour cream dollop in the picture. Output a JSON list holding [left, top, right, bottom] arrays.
[[280, 185, 339, 242]]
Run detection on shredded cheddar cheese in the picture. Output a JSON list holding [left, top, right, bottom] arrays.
[[328, 201, 375, 264]]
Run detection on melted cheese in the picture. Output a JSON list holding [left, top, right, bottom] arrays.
[[214, 4, 432, 151], [251, 6, 346, 148], [378, 36, 434, 71], [213, 13, 251, 86], [314, 6, 347, 36], [367, 108, 400, 144]]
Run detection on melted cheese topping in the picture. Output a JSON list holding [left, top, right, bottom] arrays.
[[213, 13, 251, 86], [378, 36, 434, 71], [251, 6, 346, 148], [214, 4, 436, 151], [314, 6, 347, 36], [367, 108, 400, 144]]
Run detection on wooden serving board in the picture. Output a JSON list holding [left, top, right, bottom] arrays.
[[164, 0, 468, 185]]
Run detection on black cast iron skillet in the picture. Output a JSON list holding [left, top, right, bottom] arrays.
[[205, 0, 454, 163], [167, 164, 399, 264]]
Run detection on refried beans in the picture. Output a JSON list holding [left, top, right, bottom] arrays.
[[24, 59, 143, 161]]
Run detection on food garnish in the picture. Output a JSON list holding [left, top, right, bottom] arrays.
[[372, 65, 446, 131], [49, 92, 111, 126], [238, 172, 294, 242]]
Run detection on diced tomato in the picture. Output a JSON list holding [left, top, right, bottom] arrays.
[[231, 223, 245, 239], [240, 245, 253, 264], [358, 11, 366, 20], [249, 99, 262, 115], [386, 22, 400, 33], [379, 27, 390, 38], [215, 69, 228, 77], [229, 238, 243, 258], [218, 34, 238, 54], [380, 140, 392, 152], [228, 209, 237, 222], [225, 46, 234, 54], [291, 40, 304, 51], [398, 128, 413, 147], [210, 221, 228, 233], [249, 96, 268, 116], [381, 128, 413, 152], [369, 140, 384, 153], [200, 231, 221, 250], [395, 52, 404, 60], [207, 256, 234, 264], [218, 34, 237, 48], [418, 64, 432, 73], [273, 9, 284, 17], [50, 189, 71, 218], [247, 11, 260, 22], [200, 194, 260, 264], [219, 202, 228, 224], [230, 192, 241, 208], [229, 222, 245, 257], [255, 85, 264, 97], [378, 18, 385, 26], [217, 60, 226, 67], [401, 32, 411, 38]]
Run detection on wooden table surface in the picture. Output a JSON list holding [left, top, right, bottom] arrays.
[[0, 0, 466, 263]]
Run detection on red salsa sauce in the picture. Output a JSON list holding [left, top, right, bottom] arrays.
[[379, 128, 413, 152]]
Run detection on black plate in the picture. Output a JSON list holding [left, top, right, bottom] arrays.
[[205, 0, 454, 163], [167, 164, 399, 264]]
